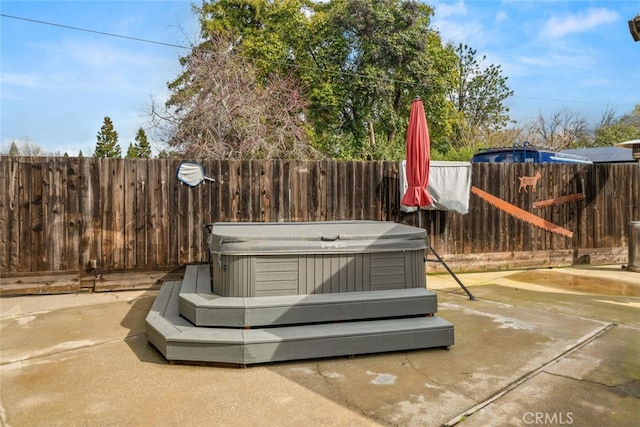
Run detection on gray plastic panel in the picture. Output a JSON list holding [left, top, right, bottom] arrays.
[[179, 265, 437, 327], [146, 281, 454, 365], [182, 289, 439, 327], [212, 250, 426, 297]]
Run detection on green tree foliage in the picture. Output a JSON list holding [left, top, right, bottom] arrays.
[[161, 0, 512, 160], [94, 117, 121, 158], [307, 0, 459, 159], [157, 149, 183, 159], [126, 128, 152, 158], [448, 44, 514, 150], [594, 104, 640, 146], [126, 144, 137, 159]]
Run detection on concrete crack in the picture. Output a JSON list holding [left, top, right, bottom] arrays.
[[403, 354, 480, 404], [441, 322, 616, 426], [0, 336, 128, 367], [544, 371, 640, 399]]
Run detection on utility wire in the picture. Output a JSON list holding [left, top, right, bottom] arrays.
[[1, 12, 420, 86], [1, 13, 191, 49], [1, 13, 632, 108]]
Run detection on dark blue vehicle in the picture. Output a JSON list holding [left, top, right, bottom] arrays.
[[471, 142, 593, 164]]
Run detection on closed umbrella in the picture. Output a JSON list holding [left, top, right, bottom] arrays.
[[401, 98, 474, 300], [401, 97, 432, 226]]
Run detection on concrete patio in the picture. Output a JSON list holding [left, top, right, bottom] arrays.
[[1, 265, 638, 426]]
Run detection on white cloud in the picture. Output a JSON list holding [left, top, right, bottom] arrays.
[[432, 1, 487, 46], [495, 11, 508, 24], [432, 0, 468, 18], [0, 72, 43, 88], [37, 38, 154, 70], [433, 19, 485, 45], [516, 47, 597, 73], [540, 8, 620, 39]]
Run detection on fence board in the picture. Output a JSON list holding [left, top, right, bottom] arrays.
[[0, 158, 12, 271], [45, 159, 64, 271], [123, 159, 135, 269], [148, 160, 159, 267], [65, 158, 81, 270], [167, 159, 180, 267], [268, 160, 281, 222], [1, 156, 638, 275], [240, 160, 253, 222]]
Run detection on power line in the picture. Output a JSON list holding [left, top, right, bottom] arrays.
[[0, 13, 191, 49], [1, 13, 418, 85], [2, 13, 633, 109], [513, 94, 635, 108], [1, 12, 421, 86]]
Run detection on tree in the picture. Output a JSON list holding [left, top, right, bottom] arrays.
[[312, 0, 458, 159], [6, 138, 44, 156], [594, 104, 640, 146], [94, 117, 121, 158], [160, 0, 512, 160], [154, 35, 318, 159], [530, 108, 590, 150], [448, 44, 514, 149], [126, 143, 137, 159], [126, 128, 152, 158], [8, 142, 19, 156], [167, 0, 460, 160]]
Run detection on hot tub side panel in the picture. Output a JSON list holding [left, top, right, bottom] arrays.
[[212, 251, 426, 297]]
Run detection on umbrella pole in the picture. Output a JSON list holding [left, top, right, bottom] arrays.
[[423, 213, 474, 300], [426, 245, 475, 300]]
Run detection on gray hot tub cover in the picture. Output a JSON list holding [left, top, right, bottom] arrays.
[[207, 221, 428, 255]]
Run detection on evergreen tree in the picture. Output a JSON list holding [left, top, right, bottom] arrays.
[[126, 143, 139, 158], [137, 128, 152, 158], [94, 117, 121, 158], [9, 142, 19, 156], [126, 128, 151, 158]]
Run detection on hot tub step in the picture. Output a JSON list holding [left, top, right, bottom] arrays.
[[147, 281, 454, 365], [179, 264, 438, 327]]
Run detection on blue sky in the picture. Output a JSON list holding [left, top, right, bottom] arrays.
[[1, 1, 639, 156]]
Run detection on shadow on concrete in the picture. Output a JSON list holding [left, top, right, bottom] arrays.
[[120, 290, 168, 365]]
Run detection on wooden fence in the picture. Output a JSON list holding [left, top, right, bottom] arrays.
[[1, 156, 638, 275]]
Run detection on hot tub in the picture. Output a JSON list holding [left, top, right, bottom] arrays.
[[207, 221, 428, 297]]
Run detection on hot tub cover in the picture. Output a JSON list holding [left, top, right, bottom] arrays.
[[207, 221, 428, 255]]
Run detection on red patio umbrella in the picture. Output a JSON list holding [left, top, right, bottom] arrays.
[[401, 98, 432, 215]]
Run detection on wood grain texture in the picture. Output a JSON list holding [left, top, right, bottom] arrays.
[[1, 156, 637, 274]]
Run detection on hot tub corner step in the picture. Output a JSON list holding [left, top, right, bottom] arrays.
[[178, 264, 439, 327], [180, 287, 439, 327], [147, 281, 454, 365]]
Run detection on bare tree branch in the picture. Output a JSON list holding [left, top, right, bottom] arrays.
[[149, 36, 321, 160], [531, 108, 591, 150]]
